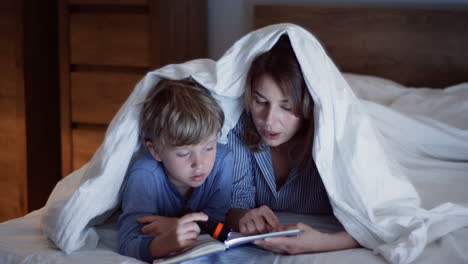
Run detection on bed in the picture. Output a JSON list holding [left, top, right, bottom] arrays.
[[1, 5, 468, 264]]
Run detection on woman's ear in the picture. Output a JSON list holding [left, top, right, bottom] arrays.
[[146, 141, 162, 162]]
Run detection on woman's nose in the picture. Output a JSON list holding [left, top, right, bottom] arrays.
[[264, 107, 276, 126]]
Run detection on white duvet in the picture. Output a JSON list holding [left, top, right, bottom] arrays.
[[39, 24, 468, 264]]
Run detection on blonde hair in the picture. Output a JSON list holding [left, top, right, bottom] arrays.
[[140, 79, 224, 150]]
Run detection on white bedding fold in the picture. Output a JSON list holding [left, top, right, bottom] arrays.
[[40, 24, 468, 264]]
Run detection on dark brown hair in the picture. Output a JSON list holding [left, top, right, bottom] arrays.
[[242, 34, 314, 172], [140, 79, 224, 150]]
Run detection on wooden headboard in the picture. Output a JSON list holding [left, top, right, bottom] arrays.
[[255, 6, 468, 88]]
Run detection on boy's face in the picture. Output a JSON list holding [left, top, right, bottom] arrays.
[[147, 134, 217, 195]]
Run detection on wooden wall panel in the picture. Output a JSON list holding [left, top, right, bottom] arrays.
[[0, 97, 25, 221], [71, 72, 141, 124], [0, 0, 27, 221], [156, 0, 207, 66], [60, 0, 207, 177], [70, 13, 150, 67], [72, 127, 106, 171], [70, 0, 146, 5], [0, 4, 18, 99], [255, 6, 468, 88]]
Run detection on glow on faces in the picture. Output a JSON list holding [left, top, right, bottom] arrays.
[[250, 74, 302, 147], [147, 134, 217, 195]]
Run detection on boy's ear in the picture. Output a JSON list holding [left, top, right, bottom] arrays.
[[146, 141, 162, 162]]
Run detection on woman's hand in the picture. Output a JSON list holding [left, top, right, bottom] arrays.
[[149, 212, 208, 258], [238, 205, 281, 235], [138, 215, 178, 236], [254, 222, 360, 254]]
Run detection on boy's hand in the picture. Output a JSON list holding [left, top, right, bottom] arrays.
[[238, 205, 282, 235], [138, 215, 178, 236], [149, 212, 208, 258]]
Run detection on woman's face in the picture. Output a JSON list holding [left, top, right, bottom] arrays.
[[249, 74, 302, 147]]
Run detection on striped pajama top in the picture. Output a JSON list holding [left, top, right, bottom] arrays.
[[227, 114, 333, 215]]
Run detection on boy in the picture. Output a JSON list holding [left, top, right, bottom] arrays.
[[118, 79, 233, 262]]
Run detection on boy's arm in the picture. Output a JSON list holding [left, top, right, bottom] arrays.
[[137, 215, 178, 236], [118, 169, 162, 262]]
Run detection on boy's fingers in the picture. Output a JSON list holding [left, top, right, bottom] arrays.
[[174, 223, 201, 248], [137, 215, 158, 223], [178, 235, 197, 249], [180, 212, 208, 224], [182, 230, 200, 241], [141, 222, 157, 234], [178, 220, 201, 235]]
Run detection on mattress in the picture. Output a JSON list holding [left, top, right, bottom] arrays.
[[1, 72, 467, 264]]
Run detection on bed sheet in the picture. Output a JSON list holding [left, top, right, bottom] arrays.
[[1, 73, 468, 264], [1, 210, 467, 264], [0, 210, 142, 264]]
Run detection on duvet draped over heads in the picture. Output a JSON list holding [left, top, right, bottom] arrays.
[[41, 24, 468, 264]]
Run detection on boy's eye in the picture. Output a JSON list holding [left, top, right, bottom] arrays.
[[204, 146, 214, 152], [176, 152, 190, 158]]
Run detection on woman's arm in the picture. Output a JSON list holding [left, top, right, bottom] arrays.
[[254, 222, 361, 254]]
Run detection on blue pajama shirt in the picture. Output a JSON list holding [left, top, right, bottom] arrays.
[[227, 114, 333, 215], [118, 143, 233, 262]]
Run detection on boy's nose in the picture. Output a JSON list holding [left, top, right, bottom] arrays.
[[191, 155, 203, 169]]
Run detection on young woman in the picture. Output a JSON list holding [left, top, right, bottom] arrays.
[[227, 35, 361, 254]]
